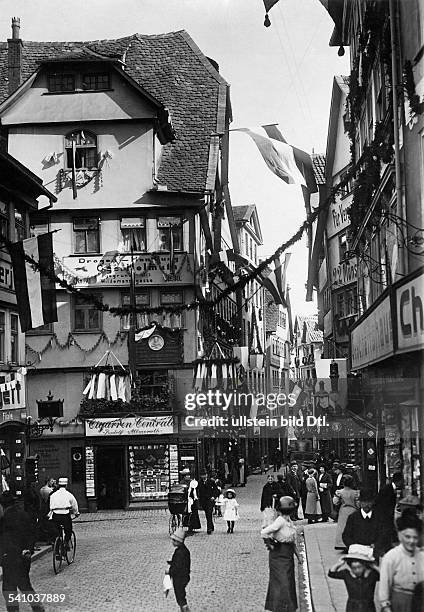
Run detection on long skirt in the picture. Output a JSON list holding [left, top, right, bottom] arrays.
[[265, 543, 297, 612], [334, 505, 357, 549]]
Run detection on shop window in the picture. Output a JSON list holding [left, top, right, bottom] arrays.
[[14, 210, 25, 242], [73, 294, 102, 332], [121, 293, 150, 330], [120, 217, 146, 252], [48, 73, 75, 93], [157, 217, 182, 252], [82, 73, 110, 91], [65, 130, 98, 170], [135, 370, 169, 411], [10, 314, 18, 363], [0, 312, 4, 362], [129, 444, 170, 500], [160, 291, 183, 328], [0, 201, 9, 241], [73, 218, 100, 254]]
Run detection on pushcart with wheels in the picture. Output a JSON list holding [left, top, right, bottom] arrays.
[[168, 488, 187, 535]]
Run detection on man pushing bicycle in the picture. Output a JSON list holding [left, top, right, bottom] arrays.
[[49, 478, 79, 548]]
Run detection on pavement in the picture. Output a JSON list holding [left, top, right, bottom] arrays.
[[7, 471, 316, 612]]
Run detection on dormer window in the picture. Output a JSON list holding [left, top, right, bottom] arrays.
[[82, 73, 110, 91], [48, 73, 75, 93], [65, 130, 97, 169]]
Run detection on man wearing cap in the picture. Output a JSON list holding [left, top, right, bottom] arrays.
[[167, 527, 191, 612], [49, 478, 79, 548], [197, 472, 219, 535], [0, 491, 45, 612]]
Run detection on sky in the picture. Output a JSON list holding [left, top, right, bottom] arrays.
[[0, 0, 350, 317]]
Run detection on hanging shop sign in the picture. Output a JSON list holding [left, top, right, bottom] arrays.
[[61, 253, 193, 287], [331, 257, 358, 287], [396, 269, 424, 353], [327, 197, 351, 239], [351, 294, 394, 369], [85, 446, 95, 498], [0, 259, 13, 290], [85, 415, 174, 437]]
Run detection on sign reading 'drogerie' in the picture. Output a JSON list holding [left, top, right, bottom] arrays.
[[85, 416, 174, 437]]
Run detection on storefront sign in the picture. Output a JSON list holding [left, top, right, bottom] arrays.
[[331, 257, 358, 287], [85, 446, 95, 498], [0, 260, 13, 289], [396, 270, 424, 353], [351, 295, 394, 369], [85, 415, 174, 437], [327, 197, 351, 238], [61, 253, 193, 287]]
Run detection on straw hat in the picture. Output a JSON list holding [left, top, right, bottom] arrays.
[[58, 477, 68, 486], [170, 527, 186, 544], [279, 496, 296, 510], [225, 488, 236, 497], [342, 544, 375, 563]]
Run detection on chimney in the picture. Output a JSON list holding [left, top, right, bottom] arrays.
[[8, 17, 23, 95]]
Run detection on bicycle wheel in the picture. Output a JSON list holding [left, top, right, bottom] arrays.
[[66, 531, 76, 565], [169, 513, 178, 535], [53, 537, 63, 574]]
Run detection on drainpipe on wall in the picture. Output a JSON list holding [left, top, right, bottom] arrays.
[[389, 0, 407, 277]]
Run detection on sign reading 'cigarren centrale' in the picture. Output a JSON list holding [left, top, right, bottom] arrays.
[[84, 416, 174, 437]]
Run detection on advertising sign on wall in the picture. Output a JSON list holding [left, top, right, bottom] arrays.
[[327, 197, 351, 239], [85, 415, 174, 437], [396, 270, 424, 353], [351, 294, 394, 369]]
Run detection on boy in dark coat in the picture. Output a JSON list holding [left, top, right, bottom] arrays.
[[167, 527, 191, 612], [342, 488, 388, 560]]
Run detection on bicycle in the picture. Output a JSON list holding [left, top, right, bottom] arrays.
[[52, 523, 76, 574]]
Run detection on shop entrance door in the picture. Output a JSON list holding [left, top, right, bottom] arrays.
[[96, 446, 126, 509]]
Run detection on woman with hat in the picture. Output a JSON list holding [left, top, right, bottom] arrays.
[[260, 496, 302, 612], [334, 475, 360, 550], [328, 544, 379, 611], [305, 468, 321, 524], [379, 512, 424, 612]]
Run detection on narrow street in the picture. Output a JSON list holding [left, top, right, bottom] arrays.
[[18, 474, 316, 612]]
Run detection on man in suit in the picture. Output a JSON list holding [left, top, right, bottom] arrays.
[[197, 472, 219, 535], [375, 472, 403, 551], [342, 488, 387, 559], [0, 491, 45, 612], [286, 462, 302, 520]]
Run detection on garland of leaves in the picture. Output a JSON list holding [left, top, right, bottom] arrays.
[[403, 60, 424, 119], [25, 329, 127, 361]]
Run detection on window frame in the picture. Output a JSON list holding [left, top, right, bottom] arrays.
[[10, 313, 19, 364], [73, 217, 100, 254], [156, 216, 183, 253], [65, 130, 98, 171], [81, 73, 111, 91], [121, 292, 151, 331], [0, 311, 5, 363], [47, 73, 75, 93], [72, 294, 102, 333], [160, 290, 184, 328], [120, 217, 146, 253]]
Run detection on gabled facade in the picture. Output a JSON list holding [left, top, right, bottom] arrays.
[[0, 19, 234, 509]]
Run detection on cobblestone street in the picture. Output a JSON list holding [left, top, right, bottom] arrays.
[[13, 474, 312, 612]]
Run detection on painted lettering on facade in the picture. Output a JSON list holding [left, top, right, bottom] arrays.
[[351, 295, 393, 369], [396, 271, 424, 352], [85, 415, 174, 437], [331, 258, 358, 287], [327, 198, 351, 238], [0, 260, 13, 289]]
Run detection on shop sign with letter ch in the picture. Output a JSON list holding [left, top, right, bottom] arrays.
[[396, 270, 424, 353], [85, 416, 174, 437]]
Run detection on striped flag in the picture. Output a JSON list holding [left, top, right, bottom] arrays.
[[259, 260, 287, 306], [9, 233, 58, 332]]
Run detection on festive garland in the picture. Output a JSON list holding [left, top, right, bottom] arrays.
[[25, 329, 127, 362], [403, 60, 424, 119]]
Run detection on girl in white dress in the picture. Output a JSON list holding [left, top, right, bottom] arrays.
[[222, 489, 239, 533]]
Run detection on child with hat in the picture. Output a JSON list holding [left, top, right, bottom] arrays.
[[328, 544, 379, 611], [222, 489, 239, 533], [167, 527, 191, 612]]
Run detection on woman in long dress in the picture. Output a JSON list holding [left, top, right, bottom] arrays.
[[185, 475, 201, 532], [261, 496, 302, 612], [333, 475, 360, 550], [318, 465, 333, 522], [305, 469, 320, 524], [379, 512, 424, 612]]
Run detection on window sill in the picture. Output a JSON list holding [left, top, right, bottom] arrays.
[[72, 330, 103, 334]]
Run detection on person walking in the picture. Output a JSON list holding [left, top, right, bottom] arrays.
[[0, 491, 45, 612], [328, 544, 379, 612], [318, 465, 333, 522], [272, 449, 282, 472], [260, 475, 277, 513], [186, 475, 201, 533], [286, 462, 302, 520], [38, 478, 55, 543], [238, 458, 246, 487], [197, 472, 219, 535], [375, 472, 403, 552], [260, 496, 302, 612], [379, 512, 424, 612], [330, 462, 345, 523], [305, 469, 320, 524], [222, 489, 239, 533], [342, 489, 387, 560], [333, 475, 360, 550], [167, 527, 191, 612]]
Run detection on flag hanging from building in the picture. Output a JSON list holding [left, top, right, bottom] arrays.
[[259, 260, 287, 307], [263, 0, 280, 27], [9, 233, 58, 332]]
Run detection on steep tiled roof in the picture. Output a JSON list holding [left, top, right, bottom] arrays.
[[233, 205, 255, 223], [0, 31, 228, 193], [312, 154, 326, 185]]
